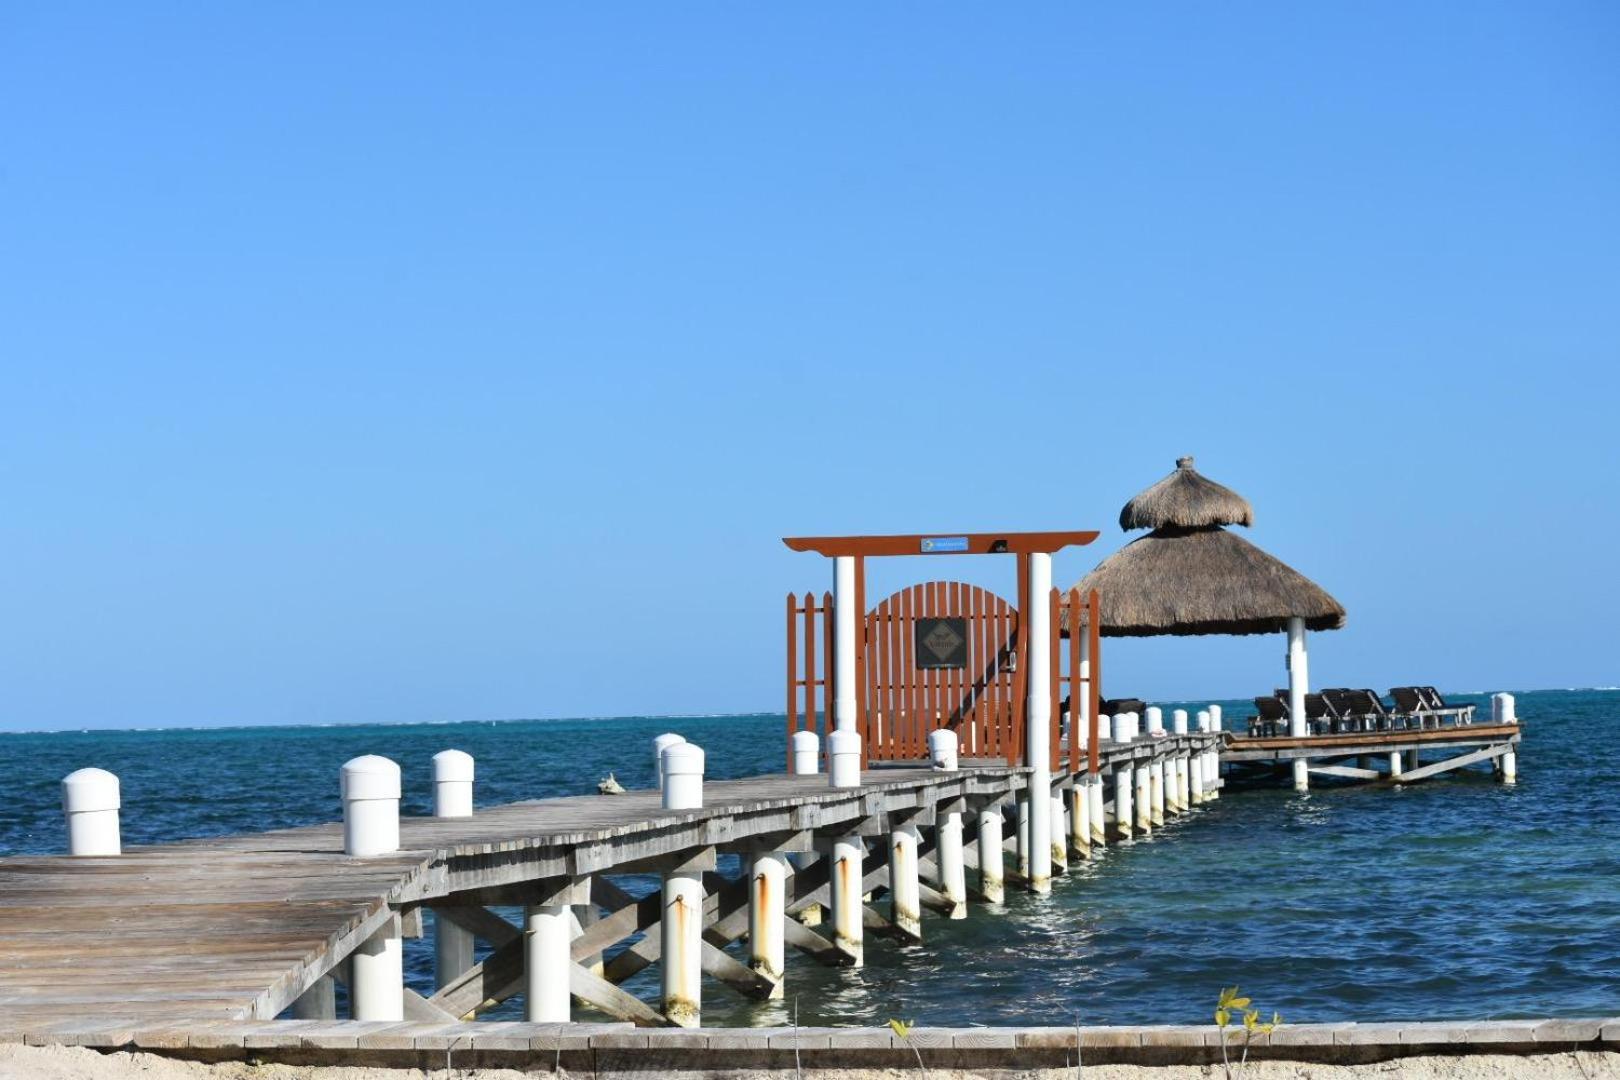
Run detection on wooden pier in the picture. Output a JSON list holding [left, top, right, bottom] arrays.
[[0, 732, 1218, 1039]]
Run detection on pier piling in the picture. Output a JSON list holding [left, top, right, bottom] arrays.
[[340, 755, 400, 857], [61, 767, 120, 857]]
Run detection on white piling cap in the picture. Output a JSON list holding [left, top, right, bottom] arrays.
[[661, 741, 705, 777], [653, 732, 687, 757], [432, 749, 475, 783], [341, 755, 401, 801], [791, 729, 820, 751], [62, 768, 120, 813], [927, 729, 958, 753]]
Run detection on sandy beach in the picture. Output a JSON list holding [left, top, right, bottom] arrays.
[[5, 1044, 1619, 1080]]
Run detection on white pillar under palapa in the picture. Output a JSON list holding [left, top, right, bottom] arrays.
[[1287, 615, 1310, 792]]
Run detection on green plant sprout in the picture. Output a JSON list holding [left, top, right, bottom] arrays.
[[888, 1018, 930, 1079], [1214, 986, 1281, 1079]]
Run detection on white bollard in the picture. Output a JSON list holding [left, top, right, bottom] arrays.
[[749, 850, 788, 995], [1150, 759, 1166, 826], [888, 823, 922, 939], [827, 728, 861, 789], [62, 768, 121, 857], [432, 749, 475, 818], [1196, 709, 1210, 733], [431, 754, 475, 988], [791, 729, 821, 775], [830, 833, 865, 964], [1098, 713, 1112, 742], [1146, 706, 1164, 735], [1135, 763, 1152, 834], [976, 807, 1004, 903], [1493, 692, 1518, 725], [351, 914, 404, 1020], [928, 728, 959, 771], [654, 733, 687, 789], [1089, 775, 1106, 846], [1050, 790, 1068, 872], [661, 743, 705, 810], [1173, 709, 1189, 735], [661, 867, 704, 1025], [341, 756, 400, 857], [1389, 750, 1403, 778], [1070, 782, 1091, 859], [1501, 749, 1517, 784], [1114, 767, 1134, 841], [525, 901, 572, 1022], [1210, 705, 1223, 731]]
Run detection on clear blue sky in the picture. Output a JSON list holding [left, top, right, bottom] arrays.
[[2, 4, 1616, 731]]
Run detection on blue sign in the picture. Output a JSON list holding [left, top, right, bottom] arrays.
[[920, 536, 969, 553]]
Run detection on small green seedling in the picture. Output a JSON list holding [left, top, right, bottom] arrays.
[[1214, 986, 1281, 1079]]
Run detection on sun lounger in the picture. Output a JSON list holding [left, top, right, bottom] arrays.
[[1250, 695, 1288, 737]]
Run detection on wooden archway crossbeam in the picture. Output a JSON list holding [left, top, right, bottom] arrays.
[[782, 531, 1098, 557]]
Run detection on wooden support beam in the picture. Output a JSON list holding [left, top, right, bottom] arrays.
[[429, 934, 522, 1019], [1394, 743, 1511, 784], [402, 986, 459, 1022], [1308, 764, 1383, 781], [699, 941, 778, 1000], [569, 962, 671, 1027], [783, 912, 852, 967], [432, 904, 521, 947]]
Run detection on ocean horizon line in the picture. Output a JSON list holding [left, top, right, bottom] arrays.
[[2, 685, 1614, 738]]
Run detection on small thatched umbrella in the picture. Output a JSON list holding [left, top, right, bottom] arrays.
[[1067, 457, 1344, 782]]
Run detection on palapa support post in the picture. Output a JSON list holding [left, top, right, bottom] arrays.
[[61, 768, 120, 857], [1495, 693, 1518, 783], [749, 849, 788, 996], [832, 555, 858, 736], [1287, 616, 1311, 791], [1025, 552, 1054, 893], [828, 729, 861, 788], [1015, 795, 1031, 880], [976, 807, 1005, 904], [431, 750, 476, 989], [660, 743, 707, 1026]]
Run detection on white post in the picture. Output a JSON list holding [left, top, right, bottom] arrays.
[[662, 743, 705, 810], [1146, 706, 1164, 734], [1496, 692, 1518, 783], [1190, 746, 1206, 803], [749, 850, 788, 996], [1150, 758, 1165, 826], [833, 556, 857, 732], [931, 732, 968, 917], [791, 729, 820, 775], [1388, 750, 1403, 778], [659, 748, 705, 1025], [827, 728, 861, 789], [1114, 766, 1134, 841], [431, 753, 475, 988], [1050, 789, 1068, 872], [61, 768, 120, 856], [1070, 781, 1091, 859], [1209, 705, 1224, 800], [830, 833, 865, 964], [661, 867, 703, 1026], [341, 756, 400, 857], [1077, 630, 1092, 749], [977, 807, 1005, 903], [1025, 552, 1054, 894], [525, 900, 572, 1022], [888, 822, 922, 939], [1015, 795, 1030, 880], [1088, 774, 1106, 846], [1287, 616, 1310, 792], [1135, 760, 1152, 834], [654, 733, 686, 789], [351, 913, 404, 1021], [1173, 709, 1188, 735]]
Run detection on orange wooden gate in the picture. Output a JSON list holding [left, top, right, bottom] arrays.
[[861, 582, 1024, 765]]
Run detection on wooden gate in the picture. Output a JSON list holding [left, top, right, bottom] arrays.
[[862, 582, 1024, 765]]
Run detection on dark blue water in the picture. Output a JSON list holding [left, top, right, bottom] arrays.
[[4, 690, 1616, 1025]]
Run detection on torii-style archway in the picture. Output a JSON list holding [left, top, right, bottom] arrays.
[[783, 530, 1098, 896]]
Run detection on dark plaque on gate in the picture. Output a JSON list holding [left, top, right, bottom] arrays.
[[914, 617, 968, 669]]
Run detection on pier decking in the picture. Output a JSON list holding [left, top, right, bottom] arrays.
[[2, 734, 1226, 1038]]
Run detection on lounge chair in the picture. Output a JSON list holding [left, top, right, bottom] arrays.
[[1322, 688, 1373, 733], [1390, 686, 1435, 729], [1101, 697, 1146, 717], [1250, 695, 1289, 737], [1350, 689, 1396, 731], [1419, 687, 1476, 726]]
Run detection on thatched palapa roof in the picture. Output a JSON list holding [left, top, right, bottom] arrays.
[[1068, 456, 1345, 638]]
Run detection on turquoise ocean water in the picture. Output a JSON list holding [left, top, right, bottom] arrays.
[[3, 689, 1616, 1026]]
